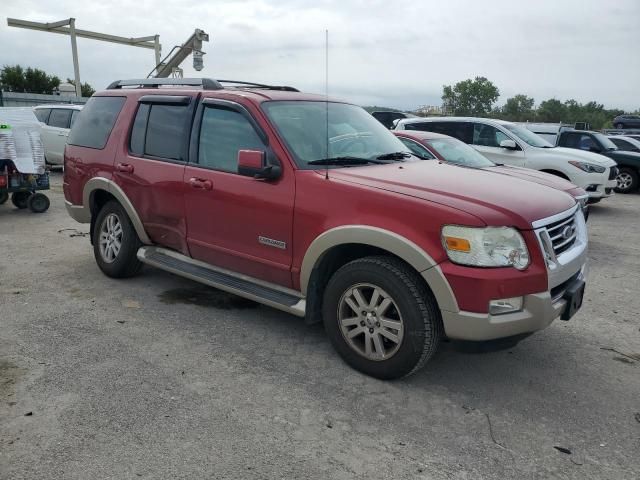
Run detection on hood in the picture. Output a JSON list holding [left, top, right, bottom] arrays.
[[489, 165, 579, 194], [607, 149, 640, 163], [552, 147, 617, 167], [329, 161, 576, 230]]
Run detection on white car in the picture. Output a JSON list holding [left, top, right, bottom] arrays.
[[393, 117, 618, 203], [33, 104, 83, 166]]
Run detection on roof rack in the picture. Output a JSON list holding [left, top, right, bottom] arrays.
[[106, 78, 223, 90], [217, 80, 299, 92]]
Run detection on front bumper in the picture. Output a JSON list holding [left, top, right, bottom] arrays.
[[441, 266, 586, 341]]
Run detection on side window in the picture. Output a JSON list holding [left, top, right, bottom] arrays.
[[48, 109, 72, 128], [198, 106, 265, 173], [398, 137, 435, 159], [129, 104, 150, 156], [562, 133, 579, 148], [610, 138, 636, 152], [578, 134, 595, 151], [472, 123, 509, 147], [69, 110, 80, 129], [34, 108, 51, 123], [145, 104, 190, 160], [68, 96, 126, 149], [408, 122, 473, 144]]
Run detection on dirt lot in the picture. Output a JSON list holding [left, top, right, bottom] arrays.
[[1, 171, 639, 479]]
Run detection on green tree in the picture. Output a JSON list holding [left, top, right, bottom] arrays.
[[442, 77, 500, 116], [501, 94, 535, 121], [0, 65, 60, 94], [536, 99, 567, 123], [67, 78, 95, 97]]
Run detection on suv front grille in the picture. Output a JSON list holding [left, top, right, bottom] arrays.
[[609, 166, 619, 180], [545, 214, 578, 256]]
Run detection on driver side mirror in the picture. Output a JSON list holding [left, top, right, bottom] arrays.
[[238, 150, 281, 180], [500, 139, 517, 150]]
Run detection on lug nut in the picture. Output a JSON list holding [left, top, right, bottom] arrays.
[[369, 328, 374, 333], [360, 321, 365, 326], [375, 322, 380, 327]]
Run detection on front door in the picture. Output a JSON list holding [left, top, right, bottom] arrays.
[[183, 100, 295, 287], [471, 123, 526, 167]]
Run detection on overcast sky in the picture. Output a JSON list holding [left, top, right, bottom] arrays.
[[1, 0, 638, 110]]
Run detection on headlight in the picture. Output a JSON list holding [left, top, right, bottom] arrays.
[[568, 161, 605, 173], [442, 226, 530, 270]]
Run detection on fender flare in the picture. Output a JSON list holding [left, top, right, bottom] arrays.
[[83, 177, 152, 245], [299, 225, 458, 312]]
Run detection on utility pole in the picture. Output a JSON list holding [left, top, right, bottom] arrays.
[[68, 18, 81, 96]]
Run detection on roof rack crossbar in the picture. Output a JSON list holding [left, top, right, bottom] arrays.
[[106, 78, 223, 90], [216, 79, 299, 92]]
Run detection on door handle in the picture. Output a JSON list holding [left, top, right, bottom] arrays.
[[189, 177, 213, 190], [58, 132, 68, 137], [116, 163, 134, 174]]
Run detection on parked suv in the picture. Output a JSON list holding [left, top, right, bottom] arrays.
[[64, 78, 588, 379], [394, 117, 617, 203], [556, 130, 640, 193], [612, 114, 640, 130], [33, 104, 83, 165]]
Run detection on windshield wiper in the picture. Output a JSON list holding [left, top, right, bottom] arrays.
[[376, 151, 412, 160], [307, 156, 385, 166]]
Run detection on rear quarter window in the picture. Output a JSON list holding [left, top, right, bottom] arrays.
[[68, 96, 126, 149], [34, 108, 51, 123]]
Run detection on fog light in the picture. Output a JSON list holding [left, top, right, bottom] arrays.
[[585, 184, 598, 192], [489, 297, 523, 315]]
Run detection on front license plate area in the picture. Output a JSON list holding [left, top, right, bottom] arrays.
[[561, 279, 585, 321]]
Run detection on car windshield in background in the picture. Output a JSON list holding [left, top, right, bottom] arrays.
[[503, 123, 554, 148], [262, 101, 412, 169], [593, 132, 618, 150], [426, 138, 495, 168]]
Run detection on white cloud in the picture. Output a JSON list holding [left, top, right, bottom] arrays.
[[1, 0, 638, 110]]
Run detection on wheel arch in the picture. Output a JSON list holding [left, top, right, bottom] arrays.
[[300, 226, 457, 324], [83, 177, 151, 244], [539, 169, 570, 180]]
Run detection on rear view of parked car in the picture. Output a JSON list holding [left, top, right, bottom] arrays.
[[33, 105, 83, 165], [394, 117, 618, 203]]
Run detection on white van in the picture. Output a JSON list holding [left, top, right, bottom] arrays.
[[33, 104, 83, 165]]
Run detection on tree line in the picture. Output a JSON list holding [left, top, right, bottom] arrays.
[[0, 65, 95, 97], [440, 76, 636, 129]]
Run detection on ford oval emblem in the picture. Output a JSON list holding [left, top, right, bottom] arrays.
[[561, 224, 575, 240]]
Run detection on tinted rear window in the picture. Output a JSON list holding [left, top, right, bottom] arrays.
[[144, 104, 189, 160], [68, 96, 126, 149], [34, 108, 51, 123], [406, 121, 473, 143], [48, 109, 72, 128]]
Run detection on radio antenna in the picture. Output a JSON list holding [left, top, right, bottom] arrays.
[[325, 29, 329, 180]]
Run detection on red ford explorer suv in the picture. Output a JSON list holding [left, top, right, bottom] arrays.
[[64, 78, 588, 379]]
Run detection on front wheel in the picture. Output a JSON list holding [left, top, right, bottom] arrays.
[[615, 167, 638, 193], [93, 200, 143, 278], [322, 256, 442, 379]]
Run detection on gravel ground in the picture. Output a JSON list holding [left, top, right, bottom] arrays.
[[1, 171, 639, 479]]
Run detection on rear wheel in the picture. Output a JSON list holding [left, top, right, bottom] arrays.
[[615, 167, 638, 193], [27, 193, 50, 213], [93, 200, 143, 278], [322, 256, 442, 379], [11, 192, 31, 209]]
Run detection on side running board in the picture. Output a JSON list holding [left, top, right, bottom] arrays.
[[137, 246, 306, 317]]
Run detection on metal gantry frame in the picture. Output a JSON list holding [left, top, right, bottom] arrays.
[[6, 17, 161, 96]]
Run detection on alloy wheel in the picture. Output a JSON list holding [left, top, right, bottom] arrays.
[[99, 213, 123, 263], [617, 172, 633, 190], [337, 283, 404, 361]]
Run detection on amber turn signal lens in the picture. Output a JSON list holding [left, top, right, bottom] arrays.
[[444, 236, 471, 252]]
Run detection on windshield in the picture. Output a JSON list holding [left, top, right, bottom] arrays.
[[502, 123, 554, 148], [262, 101, 412, 169], [592, 132, 618, 150], [425, 137, 495, 168]]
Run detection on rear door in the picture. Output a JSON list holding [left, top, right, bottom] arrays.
[[112, 95, 193, 254], [471, 122, 526, 166], [42, 108, 73, 164], [183, 99, 295, 287]]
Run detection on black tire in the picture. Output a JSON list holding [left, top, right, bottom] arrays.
[[615, 123, 624, 130], [11, 191, 31, 209], [92, 200, 143, 278], [322, 256, 442, 379], [0, 191, 8, 205], [614, 167, 638, 193], [27, 193, 50, 213]]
